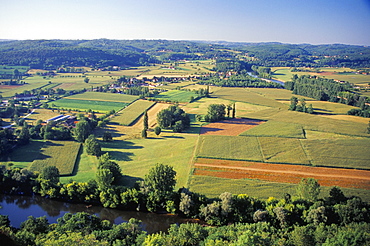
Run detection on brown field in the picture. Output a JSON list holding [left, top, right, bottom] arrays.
[[200, 118, 265, 136], [0, 85, 23, 90], [194, 158, 370, 189]]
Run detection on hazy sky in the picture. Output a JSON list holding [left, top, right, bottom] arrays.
[[1, 0, 369, 45]]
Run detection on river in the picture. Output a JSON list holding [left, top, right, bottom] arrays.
[[247, 72, 285, 86], [0, 195, 196, 234]]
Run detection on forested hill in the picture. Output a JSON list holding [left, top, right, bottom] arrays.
[[198, 41, 370, 68], [0, 39, 369, 69]]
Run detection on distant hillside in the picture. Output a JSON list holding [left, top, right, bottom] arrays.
[[0, 39, 369, 69]]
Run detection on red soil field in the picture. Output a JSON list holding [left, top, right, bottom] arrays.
[[200, 118, 265, 136], [194, 158, 370, 189]]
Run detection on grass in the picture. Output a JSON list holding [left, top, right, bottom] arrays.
[[65, 92, 138, 103], [60, 145, 99, 183], [111, 100, 156, 126], [99, 131, 198, 188], [29, 141, 81, 175], [259, 137, 311, 164], [196, 135, 263, 161], [188, 175, 370, 202], [301, 138, 370, 169], [52, 98, 129, 113], [0, 140, 45, 168], [0, 65, 29, 74], [149, 90, 199, 103], [0, 81, 49, 98], [240, 120, 304, 138]]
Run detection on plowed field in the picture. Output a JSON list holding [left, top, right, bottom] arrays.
[[194, 158, 370, 189], [200, 118, 265, 136]]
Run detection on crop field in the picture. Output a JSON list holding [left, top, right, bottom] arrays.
[[247, 88, 314, 101], [149, 90, 198, 103], [52, 98, 129, 113], [29, 141, 81, 175], [245, 109, 369, 137], [213, 87, 288, 108], [0, 140, 45, 168], [60, 146, 99, 183], [193, 158, 370, 189], [196, 135, 263, 161], [0, 65, 29, 74], [189, 172, 370, 202], [200, 118, 265, 136], [110, 100, 155, 126], [301, 138, 370, 169], [271, 67, 370, 87], [159, 81, 196, 90], [0, 81, 49, 98], [240, 120, 304, 138], [259, 137, 310, 164], [62, 92, 138, 103]]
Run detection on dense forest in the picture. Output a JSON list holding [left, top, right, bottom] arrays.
[[1, 40, 369, 69]]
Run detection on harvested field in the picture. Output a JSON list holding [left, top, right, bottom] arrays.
[[200, 118, 265, 136], [0, 85, 23, 90], [132, 102, 169, 128], [194, 158, 370, 189]]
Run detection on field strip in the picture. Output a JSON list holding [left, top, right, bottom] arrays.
[[132, 102, 169, 128], [194, 163, 370, 181]]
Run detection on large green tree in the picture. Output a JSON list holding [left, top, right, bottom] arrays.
[[204, 104, 226, 122], [296, 178, 321, 202], [85, 135, 101, 156], [74, 120, 91, 143], [142, 164, 176, 212]]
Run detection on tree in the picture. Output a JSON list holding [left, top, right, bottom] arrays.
[[142, 164, 176, 212], [85, 135, 101, 156], [367, 121, 370, 134], [84, 77, 90, 83], [141, 129, 147, 138], [102, 131, 112, 142], [296, 178, 320, 202], [143, 110, 149, 131], [232, 103, 236, 118], [157, 105, 190, 132], [307, 104, 314, 114], [154, 126, 161, 136], [74, 120, 91, 142], [289, 96, 298, 111], [204, 104, 226, 122], [40, 166, 60, 185]]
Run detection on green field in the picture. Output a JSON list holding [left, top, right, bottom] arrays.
[[52, 98, 129, 113], [100, 131, 198, 188], [29, 141, 81, 175], [240, 120, 304, 138], [111, 100, 156, 126], [301, 138, 370, 169], [259, 137, 310, 164], [271, 67, 370, 87], [189, 175, 370, 202], [65, 92, 138, 103], [149, 90, 199, 103], [196, 136, 263, 161]]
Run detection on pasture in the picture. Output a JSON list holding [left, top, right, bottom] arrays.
[[52, 98, 129, 113], [29, 141, 81, 175]]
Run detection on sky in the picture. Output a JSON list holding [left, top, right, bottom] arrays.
[[1, 0, 369, 45]]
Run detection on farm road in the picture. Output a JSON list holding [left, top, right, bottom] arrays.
[[194, 163, 370, 181]]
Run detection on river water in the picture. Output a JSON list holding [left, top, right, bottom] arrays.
[[0, 195, 195, 233], [247, 72, 285, 86]]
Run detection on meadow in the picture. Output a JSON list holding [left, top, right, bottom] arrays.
[[29, 141, 81, 175], [239, 120, 304, 138]]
